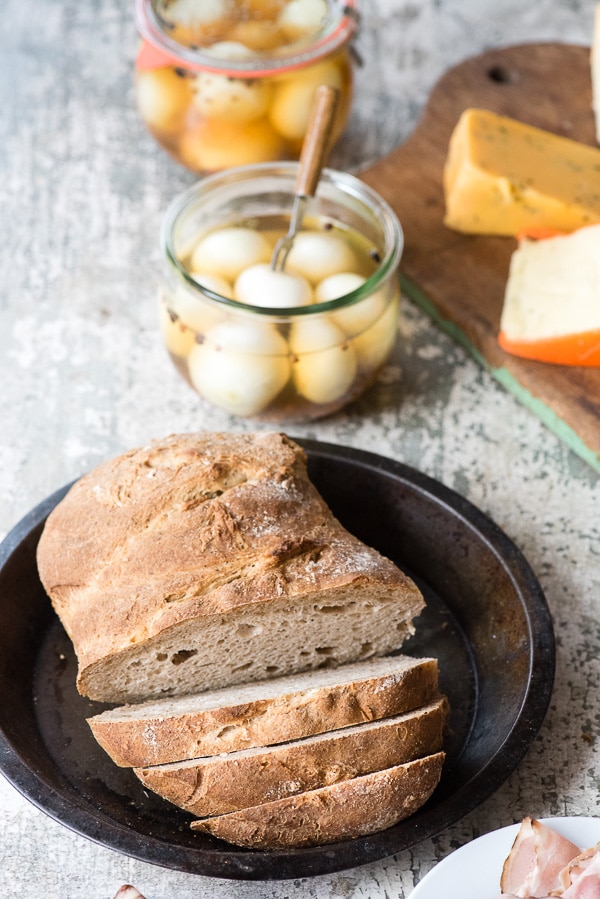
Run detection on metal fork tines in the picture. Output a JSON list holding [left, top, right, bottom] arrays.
[[268, 84, 340, 274], [271, 194, 308, 272]]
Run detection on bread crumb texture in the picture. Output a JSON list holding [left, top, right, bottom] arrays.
[[87, 655, 439, 766]]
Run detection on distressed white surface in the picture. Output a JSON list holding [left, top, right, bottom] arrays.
[[1, 0, 600, 896]]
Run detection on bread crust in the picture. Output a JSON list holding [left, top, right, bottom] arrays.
[[88, 655, 439, 767], [134, 699, 446, 816], [36, 432, 425, 703], [190, 752, 445, 848]]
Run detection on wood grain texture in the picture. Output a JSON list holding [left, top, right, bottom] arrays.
[[359, 43, 600, 469]]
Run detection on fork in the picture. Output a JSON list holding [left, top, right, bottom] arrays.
[[270, 84, 340, 272]]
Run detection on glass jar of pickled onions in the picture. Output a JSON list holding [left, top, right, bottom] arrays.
[[134, 0, 358, 174], [159, 162, 403, 422]]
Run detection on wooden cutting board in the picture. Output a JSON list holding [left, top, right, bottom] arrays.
[[359, 43, 600, 473]]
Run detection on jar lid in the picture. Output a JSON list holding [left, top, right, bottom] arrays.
[[134, 0, 358, 77]]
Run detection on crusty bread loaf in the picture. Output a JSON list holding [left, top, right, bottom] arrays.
[[134, 698, 446, 817], [190, 752, 445, 849], [88, 654, 439, 767], [36, 431, 425, 704]]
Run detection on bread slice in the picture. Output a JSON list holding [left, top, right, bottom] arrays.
[[190, 752, 445, 849], [36, 431, 425, 704], [87, 654, 439, 767], [134, 698, 446, 817]]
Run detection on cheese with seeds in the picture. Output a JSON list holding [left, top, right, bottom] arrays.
[[443, 108, 600, 236]]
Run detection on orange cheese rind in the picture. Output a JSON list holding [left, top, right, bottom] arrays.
[[498, 329, 600, 367], [515, 226, 568, 242]]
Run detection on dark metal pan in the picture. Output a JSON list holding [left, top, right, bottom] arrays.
[[0, 439, 554, 880]]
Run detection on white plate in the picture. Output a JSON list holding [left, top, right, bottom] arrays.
[[411, 817, 600, 899]]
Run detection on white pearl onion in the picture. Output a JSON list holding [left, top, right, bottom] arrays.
[[269, 59, 343, 140], [352, 297, 400, 371], [278, 0, 328, 39], [315, 272, 388, 337], [136, 68, 191, 133], [285, 231, 359, 284], [159, 301, 197, 358], [290, 317, 357, 404], [190, 228, 273, 281], [160, 279, 230, 357], [188, 320, 290, 416], [161, 0, 226, 27], [192, 44, 272, 124], [235, 263, 313, 308]]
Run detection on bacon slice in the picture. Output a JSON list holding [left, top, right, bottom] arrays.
[[500, 817, 581, 897], [112, 888, 146, 899], [552, 843, 600, 897]]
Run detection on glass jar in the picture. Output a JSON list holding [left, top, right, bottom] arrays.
[[159, 162, 403, 422], [134, 0, 358, 174]]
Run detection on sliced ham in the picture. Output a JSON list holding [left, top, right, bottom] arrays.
[[554, 843, 600, 898], [112, 888, 146, 899], [500, 817, 582, 897]]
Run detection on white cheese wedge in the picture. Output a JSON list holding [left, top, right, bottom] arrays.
[[498, 224, 600, 366]]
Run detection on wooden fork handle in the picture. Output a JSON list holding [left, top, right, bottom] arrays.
[[294, 85, 340, 198]]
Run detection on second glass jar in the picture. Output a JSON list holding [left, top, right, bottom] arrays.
[[134, 0, 358, 174]]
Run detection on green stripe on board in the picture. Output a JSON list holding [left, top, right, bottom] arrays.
[[401, 274, 600, 474]]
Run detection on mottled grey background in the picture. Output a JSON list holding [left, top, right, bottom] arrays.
[[1, 1, 600, 896]]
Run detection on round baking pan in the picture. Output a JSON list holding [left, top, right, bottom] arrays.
[[0, 439, 554, 880]]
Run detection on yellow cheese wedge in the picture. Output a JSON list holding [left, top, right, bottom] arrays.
[[592, 3, 600, 143], [498, 224, 600, 366], [443, 108, 600, 236]]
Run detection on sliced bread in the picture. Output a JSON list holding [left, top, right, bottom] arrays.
[[190, 752, 445, 849], [134, 698, 446, 817], [88, 654, 439, 767], [36, 431, 425, 704]]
